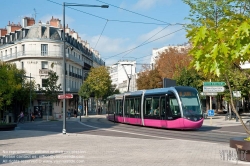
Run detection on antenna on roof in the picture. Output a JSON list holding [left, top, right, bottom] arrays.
[[33, 8, 38, 21]]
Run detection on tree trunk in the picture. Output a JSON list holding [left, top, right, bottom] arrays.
[[225, 75, 250, 135]]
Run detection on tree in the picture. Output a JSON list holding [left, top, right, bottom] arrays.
[[156, 47, 192, 79], [174, 67, 204, 92], [78, 82, 91, 116], [84, 66, 112, 114], [38, 70, 61, 114], [136, 65, 162, 90], [184, 0, 250, 136]]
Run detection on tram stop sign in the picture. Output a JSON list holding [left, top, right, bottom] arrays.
[[208, 110, 214, 117]]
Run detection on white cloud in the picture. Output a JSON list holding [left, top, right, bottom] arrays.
[[137, 25, 185, 44], [132, 0, 172, 10]]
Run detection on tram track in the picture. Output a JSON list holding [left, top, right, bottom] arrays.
[[79, 117, 248, 144]]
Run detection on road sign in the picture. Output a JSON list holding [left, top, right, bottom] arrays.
[[78, 105, 82, 110], [203, 86, 225, 92], [200, 92, 218, 96], [233, 91, 241, 98], [208, 110, 214, 116], [58, 94, 73, 99], [203, 82, 226, 86]]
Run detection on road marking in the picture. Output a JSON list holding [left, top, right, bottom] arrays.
[[78, 121, 221, 145], [202, 129, 248, 135]]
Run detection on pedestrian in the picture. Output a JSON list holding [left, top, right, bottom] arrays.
[[67, 109, 71, 119], [74, 109, 77, 118], [98, 107, 100, 114], [31, 112, 35, 122]]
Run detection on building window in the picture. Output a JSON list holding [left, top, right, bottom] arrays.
[[41, 44, 48, 56], [5, 50, 7, 56], [22, 44, 25, 55], [10, 48, 12, 56], [21, 62, 24, 69], [41, 61, 48, 69], [42, 79, 48, 87]]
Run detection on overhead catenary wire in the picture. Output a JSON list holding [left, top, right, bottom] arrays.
[[47, 0, 184, 26], [95, 0, 171, 25], [121, 24, 171, 59], [104, 28, 185, 60], [94, 20, 109, 50], [46, 0, 186, 65]]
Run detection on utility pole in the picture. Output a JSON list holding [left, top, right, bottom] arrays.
[[23, 73, 33, 121], [121, 64, 133, 92]]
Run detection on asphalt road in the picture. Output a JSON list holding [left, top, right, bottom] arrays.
[[14, 116, 248, 144]]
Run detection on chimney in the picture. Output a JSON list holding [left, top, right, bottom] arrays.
[[46, 21, 50, 38], [25, 17, 35, 26], [0, 28, 7, 37], [50, 16, 61, 28], [6, 21, 22, 34]]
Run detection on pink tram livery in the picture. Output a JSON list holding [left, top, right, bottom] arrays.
[[106, 86, 204, 129]]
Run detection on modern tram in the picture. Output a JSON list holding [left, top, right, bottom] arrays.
[[106, 86, 204, 129]]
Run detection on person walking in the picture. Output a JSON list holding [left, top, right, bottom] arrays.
[[67, 109, 71, 119], [74, 109, 77, 118], [31, 112, 35, 122]]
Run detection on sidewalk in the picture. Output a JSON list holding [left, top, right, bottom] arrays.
[[203, 115, 250, 127]]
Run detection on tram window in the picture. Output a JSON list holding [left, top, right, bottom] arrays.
[[130, 99, 135, 116], [169, 97, 181, 116], [144, 96, 160, 119], [134, 98, 141, 118], [125, 99, 130, 117], [117, 100, 123, 116]]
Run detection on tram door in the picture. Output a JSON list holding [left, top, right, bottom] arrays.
[[165, 92, 182, 128], [160, 96, 167, 128]]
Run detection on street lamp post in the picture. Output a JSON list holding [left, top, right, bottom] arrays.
[[62, 2, 109, 134], [23, 73, 33, 121]]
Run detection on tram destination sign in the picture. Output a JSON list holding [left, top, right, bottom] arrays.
[[203, 82, 226, 86], [203, 86, 225, 92]]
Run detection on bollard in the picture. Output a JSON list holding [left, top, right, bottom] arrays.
[[236, 115, 239, 122]]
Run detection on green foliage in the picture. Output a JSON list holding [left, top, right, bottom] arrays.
[[174, 67, 204, 92], [78, 82, 91, 100], [38, 70, 61, 104], [84, 66, 112, 99], [0, 61, 22, 109]]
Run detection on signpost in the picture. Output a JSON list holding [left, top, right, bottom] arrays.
[[200, 92, 218, 96], [233, 91, 241, 98], [203, 81, 225, 125], [58, 94, 73, 99], [208, 110, 214, 125], [203, 86, 225, 92], [203, 82, 226, 86]]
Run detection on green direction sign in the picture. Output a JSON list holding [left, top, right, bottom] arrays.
[[203, 82, 226, 86]]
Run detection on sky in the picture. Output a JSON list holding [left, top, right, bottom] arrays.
[[0, 0, 190, 72]]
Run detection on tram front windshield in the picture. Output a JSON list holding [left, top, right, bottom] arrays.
[[177, 88, 202, 117]]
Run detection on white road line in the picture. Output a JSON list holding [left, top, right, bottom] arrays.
[[206, 129, 248, 135], [78, 121, 221, 145]]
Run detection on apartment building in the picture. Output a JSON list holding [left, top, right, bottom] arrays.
[[109, 61, 137, 93], [0, 16, 105, 120]]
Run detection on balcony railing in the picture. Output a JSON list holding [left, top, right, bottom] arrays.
[[1, 51, 86, 66]]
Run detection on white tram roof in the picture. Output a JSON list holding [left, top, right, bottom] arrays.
[[108, 86, 197, 99]]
